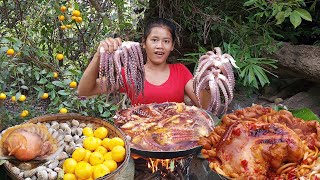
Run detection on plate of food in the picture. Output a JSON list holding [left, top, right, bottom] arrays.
[[114, 102, 217, 159], [198, 104, 320, 179]]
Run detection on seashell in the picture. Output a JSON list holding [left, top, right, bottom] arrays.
[[18, 172, 24, 178], [64, 127, 72, 135], [17, 162, 34, 170], [56, 135, 64, 142], [31, 175, 37, 180], [86, 123, 95, 129], [75, 143, 82, 148], [64, 135, 73, 142], [65, 145, 74, 154], [54, 167, 62, 172], [45, 123, 51, 128], [48, 160, 59, 169], [57, 129, 64, 135], [59, 123, 69, 130], [71, 120, 80, 127], [73, 135, 80, 141], [10, 166, 20, 175], [25, 178, 32, 180], [75, 128, 83, 136], [66, 121, 72, 126], [52, 131, 59, 139], [51, 121, 60, 130], [37, 169, 48, 180], [58, 141, 65, 147], [24, 169, 37, 178], [57, 151, 68, 160], [48, 171, 58, 180], [75, 137, 83, 144], [46, 168, 53, 173], [48, 128, 54, 134], [79, 123, 86, 128], [36, 166, 46, 172]]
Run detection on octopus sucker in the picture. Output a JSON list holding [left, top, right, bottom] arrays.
[[115, 102, 214, 152], [193, 47, 238, 116], [99, 41, 145, 100], [0, 123, 58, 161]]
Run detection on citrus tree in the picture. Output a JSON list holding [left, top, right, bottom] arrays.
[[0, 0, 146, 128]]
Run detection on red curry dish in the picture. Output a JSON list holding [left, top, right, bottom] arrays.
[[198, 105, 320, 179], [114, 102, 214, 151]]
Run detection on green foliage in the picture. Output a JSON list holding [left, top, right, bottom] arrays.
[[159, 0, 314, 89], [243, 0, 312, 28], [0, 0, 145, 128], [178, 46, 208, 74], [290, 108, 320, 121]]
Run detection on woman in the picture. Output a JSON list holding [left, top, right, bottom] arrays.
[[78, 18, 200, 106]]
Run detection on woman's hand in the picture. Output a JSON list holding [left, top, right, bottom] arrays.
[[98, 37, 122, 53]]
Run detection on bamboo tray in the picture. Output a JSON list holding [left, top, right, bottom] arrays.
[[4, 113, 130, 180]]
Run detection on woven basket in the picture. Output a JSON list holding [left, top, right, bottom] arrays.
[[4, 113, 130, 180]]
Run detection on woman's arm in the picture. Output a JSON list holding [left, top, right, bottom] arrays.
[[185, 79, 211, 109], [78, 38, 122, 96]]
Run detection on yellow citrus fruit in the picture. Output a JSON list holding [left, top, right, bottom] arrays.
[[22, 110, 29, 116], [53, 72, 58, 78], [20, 111, 28, 117], [71, 16, 77, 20], [102, 138, 111, 150], [108, 137, 125, 150], [66, 24, 72, 28], [94, 146, 107, 155], [74, 161, 93, 179], [72, 10, 81, 17], [83, 149, 92, 162], [18, 95, 26, 102], [69, 81, 77, 88], [93, 164, 110, 179], [58, 15, 65, 21], [96, 138, 102, 146], [83, 127, 94, 137], [103, 159, 117, 172], [56, 53, 64, 60], [104, 152, 112, 160], [83, 137, 99, 151], [72, 147, 87, 162], [60, 107, 68, 113], [63, 158, 78, 174], [111, 145, 126, 163], [11, 96, 16, 102], [89, 151, 104, 166], [94, 127, 108, 139], [63, 173, 77, 180], [0, 93, 6, 100], [6, 49, 14, 55], [75, 17, 82, 23], [60, 6, 67, 12], [60, 25, 67, 30], [41, 93, 49, 99]]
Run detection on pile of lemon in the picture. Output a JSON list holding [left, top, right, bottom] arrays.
[[63, 126, 126, 180]]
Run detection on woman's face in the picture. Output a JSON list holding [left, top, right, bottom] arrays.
[[143, 26, 174, 65]]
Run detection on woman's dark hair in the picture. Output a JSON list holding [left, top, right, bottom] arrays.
[[143, 18, 177, 44]]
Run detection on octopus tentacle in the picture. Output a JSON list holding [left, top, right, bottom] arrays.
[[218, 74, 233, 103], [217, 79, 229, 114], [193, 47, 238, 116]]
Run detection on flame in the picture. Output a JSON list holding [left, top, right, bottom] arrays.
[[147, 158, 176, 173]]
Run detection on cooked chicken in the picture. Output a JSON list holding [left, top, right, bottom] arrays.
[[0, 123, 57, 161], [215, 121, 304, 179]]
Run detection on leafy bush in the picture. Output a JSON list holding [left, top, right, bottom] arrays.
[[0, 0, 145, 128]]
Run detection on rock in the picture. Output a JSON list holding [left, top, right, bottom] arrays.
[[282, 85, 320, 116], [270, 43, 320, 82]]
